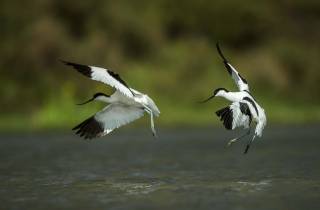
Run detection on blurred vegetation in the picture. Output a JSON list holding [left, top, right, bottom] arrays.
[[1, 0, 320, 131]]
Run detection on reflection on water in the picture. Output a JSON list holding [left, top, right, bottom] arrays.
[[1, 126, 320, 210], [233, 180, 271, 193], [110, 179, 273, 196], [112, 181, 164, 195]]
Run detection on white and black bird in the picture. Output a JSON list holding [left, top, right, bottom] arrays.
[[61, 61, 160, 139], [201, 43, 266, 154]]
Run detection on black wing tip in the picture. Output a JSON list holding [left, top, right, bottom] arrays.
[[60, 59, 82, 67], [216, 42, 221, 53], [60, 60, 92, 77], [216, 42, 227, 62], [216, 43, 233, 75], [59, 59, 67, 64], [72, 117, 104, 139], [59, 59, 74, 66]]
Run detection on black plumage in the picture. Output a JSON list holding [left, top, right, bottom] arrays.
[[216, 43, 232, 76], [72, 116, 104, 139], [216, 43, 249, 86], [240, 102, 252, 125], [238, 73, 248, 84], [61, 60, 134, 95], [61, 60, 92, 77], [243, 97, 259, 117], [216, 102, 253, 131], [216, 106, 233, 130], [107, 70, 131, 90]]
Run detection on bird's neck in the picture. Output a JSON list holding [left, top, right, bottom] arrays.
[[219, 92, 241, 102]]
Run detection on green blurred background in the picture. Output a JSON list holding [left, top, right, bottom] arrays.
[[1, 0, 320, 131]]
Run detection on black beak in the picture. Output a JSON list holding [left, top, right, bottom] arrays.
[[199, 95, 215, 103], [76, 98, 94, 105]]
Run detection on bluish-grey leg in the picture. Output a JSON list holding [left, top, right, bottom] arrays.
[[227, 128, 251, 147]]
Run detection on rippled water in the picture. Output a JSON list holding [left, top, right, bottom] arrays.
[[1, 126, 320, 209]]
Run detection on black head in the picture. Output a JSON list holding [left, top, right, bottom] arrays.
[[77, 92, 110, 105], [200, 88, 229, 103], [213, 88, 229, 96], [93, 92, 110, 98]]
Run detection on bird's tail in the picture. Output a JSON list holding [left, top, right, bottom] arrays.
[[146, 97, 160, 117], [255, 120, 266, 137]]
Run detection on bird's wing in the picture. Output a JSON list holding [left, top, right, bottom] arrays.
[[62, 61, 134, 98], [72, 104, 145, 139], [216, 43, 249, 92], [216, 102, 252, 130]]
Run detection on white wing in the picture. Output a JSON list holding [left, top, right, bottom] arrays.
[[216, 102, 252, 130], [62, 61, 134, 98], [216, 43, 249, 92], [72, 104, 145, 139]]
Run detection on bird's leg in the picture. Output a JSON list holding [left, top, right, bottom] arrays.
[[144, 106, 157, 138], [244, 134, 256, 154], [227, 128, 251, 147], [150, 112, 157, 138]]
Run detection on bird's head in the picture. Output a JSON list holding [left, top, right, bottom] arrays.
[[200, 88, 229, 103], [213, 88, 229, 97], [77, 92, 110, 105]]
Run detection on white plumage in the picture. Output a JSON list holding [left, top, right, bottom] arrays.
[[90, 66, 134, 98], [95, 104, 145, 135], [201, 43, 267, 153], [229, 102, 251, 130], [225, 63, 249, 92], [62, 61, 160, 139]]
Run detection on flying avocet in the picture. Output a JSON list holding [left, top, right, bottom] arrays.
[[201, 43, 266, 154], [61, 61, 160, 139]]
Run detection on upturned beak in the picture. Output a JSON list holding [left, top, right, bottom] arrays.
[[199, 95, 215, 103], [76, 98, 94, 105]]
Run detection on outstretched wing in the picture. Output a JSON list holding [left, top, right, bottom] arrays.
[[61, 60, 134, 98], [72, 104, 145, 139], [216, 102, 252, 130], [216, 43, 249, 92]]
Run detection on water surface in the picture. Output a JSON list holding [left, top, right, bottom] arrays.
[[1, 126, 320, 209]]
